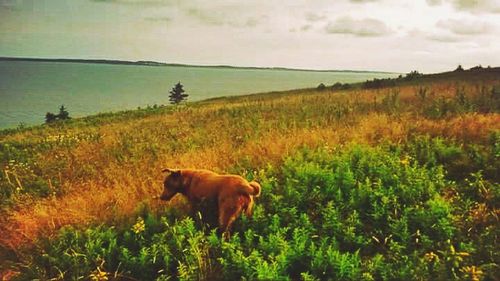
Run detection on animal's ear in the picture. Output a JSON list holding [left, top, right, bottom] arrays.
[[162, 168, 179, 173], [162, 168, 181, 176]]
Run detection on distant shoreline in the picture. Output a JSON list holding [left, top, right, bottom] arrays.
[[0, 56, 398, 74]]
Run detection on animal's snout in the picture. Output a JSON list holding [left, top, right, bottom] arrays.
[[159, 191, 175, 201]]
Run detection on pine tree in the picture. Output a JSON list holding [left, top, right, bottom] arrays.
[[44, 105, 70, 124], [168, 82, 188, 105], [58, 105, 70, 120]]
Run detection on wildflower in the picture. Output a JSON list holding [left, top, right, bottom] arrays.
[[132, 217, 146, 234], [424, 252, 439, 263], [460, 266, 483, 281], [361, 272, 375, 281], [90, 265, 109, 281], [400, 155, 411, 166]]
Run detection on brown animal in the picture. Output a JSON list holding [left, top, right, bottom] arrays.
[[160, 168, 261, 234]]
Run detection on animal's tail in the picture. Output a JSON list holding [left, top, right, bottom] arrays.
[[248, 181, 261, 197], [244, 196, 254, 218]]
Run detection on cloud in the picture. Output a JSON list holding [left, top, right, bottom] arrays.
[[436, 18, 491, 35], [90, 0, 176, 4], [427, 0, 500, 13], [243, 18, 257, 27], [426, 0, 442, 5], [325, 16, 392, 37], [426, 33, 463, 42], [185, 7, 225, 25], [305, 12, 326, 22], [144, 16, 172, 22], [91, 1, 267, 28], [183, 7, 265, 28], [454, 0, 499, 11], [301, 24, 312, 31], [349, 0, 379, 3]]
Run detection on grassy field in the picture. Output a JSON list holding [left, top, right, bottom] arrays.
[[0, 68, 499, 280]]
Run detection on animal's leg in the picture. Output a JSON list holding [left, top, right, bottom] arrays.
[[218, 198, 243, 238]]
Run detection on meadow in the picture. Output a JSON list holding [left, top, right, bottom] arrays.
[[0, 67, 499, 280]]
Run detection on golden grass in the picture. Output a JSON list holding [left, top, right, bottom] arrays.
[[1, 80, 499, 251], [414, 113, 500, 143]]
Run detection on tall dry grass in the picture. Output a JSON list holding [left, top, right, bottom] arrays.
[[1, 80, 499, 252]]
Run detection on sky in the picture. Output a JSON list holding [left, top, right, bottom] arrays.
[[0, 0, 499, 73]]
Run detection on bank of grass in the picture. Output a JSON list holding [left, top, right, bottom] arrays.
[[0, 69, 499, 280]]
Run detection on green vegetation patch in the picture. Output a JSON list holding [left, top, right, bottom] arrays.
[[15, 143, 499, 280]]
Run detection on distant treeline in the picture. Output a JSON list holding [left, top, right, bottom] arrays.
[[316, 64, 499, 92], [362, 65, 496, 89], [362, 70, 423, 89]]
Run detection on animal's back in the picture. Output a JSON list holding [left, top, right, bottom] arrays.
[[186, 169, 258, 198], [184, 169, 233, 199]]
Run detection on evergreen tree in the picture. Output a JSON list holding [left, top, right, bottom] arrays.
[[45, 112, 57, 123], [44, 105, 70, 124], [58, 105, 70, 120], [168, 82, 188, 105]]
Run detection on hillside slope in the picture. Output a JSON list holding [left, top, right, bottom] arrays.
[[0, 69, 499, 280]]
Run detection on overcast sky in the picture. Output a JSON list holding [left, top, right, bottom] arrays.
[[1, 0, 499, 72]]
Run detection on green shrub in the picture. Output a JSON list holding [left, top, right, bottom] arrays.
[[16, 144, 499, 280]]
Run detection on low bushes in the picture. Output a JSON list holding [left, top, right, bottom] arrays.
[[16, 143, 499, 280]]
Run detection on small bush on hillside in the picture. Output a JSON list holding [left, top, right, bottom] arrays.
[[469, 65, 483, 71], [405, 70, 423, 80], [472, 85, 500, 113], [44, 112, 57, 123], [381, 90, 400, 114], [415, 86, 429, 103], [45, 105, 71, 124], [364, 78, 396, 89], [331, 82, 352, 91], [362, 69, 425, 88], [169, 82, 188, 105]]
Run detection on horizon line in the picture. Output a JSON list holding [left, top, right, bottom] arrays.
[[0, 56, 401, 74]]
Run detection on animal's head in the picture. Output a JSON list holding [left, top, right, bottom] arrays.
[[160, 168, 183, 201]]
